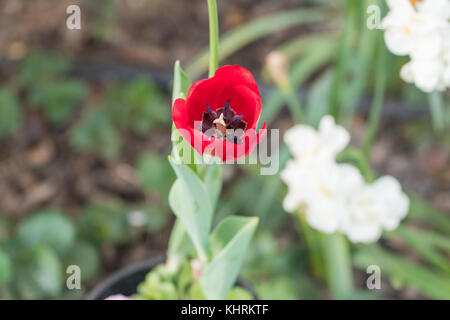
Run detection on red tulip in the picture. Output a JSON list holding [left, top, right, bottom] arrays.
[[172, 65, 266, 162]]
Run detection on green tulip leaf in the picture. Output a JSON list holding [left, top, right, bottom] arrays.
[[170, 61, 203, 170], [167, 220, 193, 267], [172, 60, 191, 103], [200, 216, 258, 300], [202, 163, 222, 211], [169, 158, 213, 260]]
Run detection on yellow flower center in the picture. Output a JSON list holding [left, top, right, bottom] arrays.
[[319, 186, 332, 198]]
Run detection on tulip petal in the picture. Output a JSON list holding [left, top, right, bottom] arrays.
[[214, 65, 260, 96]]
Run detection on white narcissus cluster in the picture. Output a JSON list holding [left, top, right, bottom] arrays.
[[381, 0, 450, 92], [281, 116, 409, 243]]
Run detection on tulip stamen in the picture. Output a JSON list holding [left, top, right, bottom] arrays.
[[232, 115, 244, 123], [224, 100, 230, 111], [201, 100, 247, 144], [206, 104, 213, 116], [213, 113, 227, 137]]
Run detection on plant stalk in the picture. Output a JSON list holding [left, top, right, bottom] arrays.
[[295, 212, 325, 280], [428, 91, 445, 133], [362, 42, 386, 159], [320, 232, 354, 299], [207, 0, 219, 78]]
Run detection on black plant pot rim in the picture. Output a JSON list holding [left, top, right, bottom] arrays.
[[87, 256, 257, 300]]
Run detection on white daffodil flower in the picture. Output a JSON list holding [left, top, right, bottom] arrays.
[[342, 176, 410, 243], [281, 159, 364, 234], [281, 116, 410, 243], [400, 58, 446, 92], [302, 162, 364, 234], [382, 0, 422, 56], [283, 115, 349, 164], [383, 0, 445, 59], [381, 0, 450, 92]]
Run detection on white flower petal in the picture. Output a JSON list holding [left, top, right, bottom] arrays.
[[410, 32, 442, 60], [306, 201, 343, 234], [384, 27, 414, 56], [283, 115, 350, 163], [283, 191, 302, 213], [386, 0, 414, 12], [400, 62, 414, 83], [345, 224, 382, 243], [416, 0, 450, 20], [342, 175, 409, 243], [319, 116, 350, 158]]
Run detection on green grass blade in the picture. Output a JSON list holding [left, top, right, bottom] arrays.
[[186, 8, 328, 78], [354, 245, 450, 299]]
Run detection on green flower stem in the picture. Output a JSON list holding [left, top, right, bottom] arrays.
[[278, 86, 305, 123], [207, 0, 219, 78], [320, 232, 353, 299], [329, 0, 358, 120], [362, 42, 386, 159], [204, 0, 222, 263], [295, 211, 354, 298], [428, 91, 445, 133], [295, 212, 325, 280]]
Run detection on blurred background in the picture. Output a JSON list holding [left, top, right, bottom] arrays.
[[0, 0, 449, 299]]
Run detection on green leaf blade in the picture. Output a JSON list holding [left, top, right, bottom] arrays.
[[172, 60, 191, 103], [168, 158, 214, 260], [200, 216, 258, 300]]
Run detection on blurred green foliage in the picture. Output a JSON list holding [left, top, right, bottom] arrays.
[[134, 261, 253, 300], [70, 80, 168, 159], [19, 51, 87, 126], [5, 51, 169, 160], [137, 152, 175, 199], [0, 201, 171, 299], [0, 89, 21, 136], [79, 203, 131, 245], [28, 81, 87, 126], [19, 51, 70, 85], [70, 107, 121, 159], [0, 211, 89, 299], [0, 50, 172, 299], [0, 249, 12, 287], [18, 210, 75, 253], [106, 78, 169, 136]]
